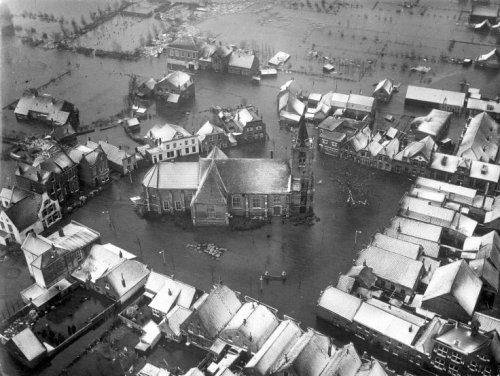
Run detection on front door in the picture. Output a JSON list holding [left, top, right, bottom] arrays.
[[273, 206, 282, 216]]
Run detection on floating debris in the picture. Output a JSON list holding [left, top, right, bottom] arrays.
[[186, 243, 227, 259]]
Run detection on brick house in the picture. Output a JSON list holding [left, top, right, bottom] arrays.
[[227, 52, 259, 76], [166, 36, 201, 69], [196, 121, 231, 153], [69, 144, 110, 188], [155, 71, 195, 105], [144, 123, 199, 163]]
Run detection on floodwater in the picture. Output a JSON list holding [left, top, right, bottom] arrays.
[[1, 0, 500, 374]]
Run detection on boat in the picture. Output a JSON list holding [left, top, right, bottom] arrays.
[[251, 76, 261, 85]]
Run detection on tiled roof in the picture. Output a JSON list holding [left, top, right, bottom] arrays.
[[148, 274, 196, 313], [371, 233, 422, 260], [162, 305, 193, 337], [469, 258, 499, 292], [422, 260, 482, 316], [373, 78, 393, 95], [192, 161, 228, 205], [220, 302, 280, 353], [15, 164, 52, 184], [469, 160, 500, 183], [206, 146, 228, 160], [200, 158, 291, 194], [4, 190, 43, 231], [406, 86, 466, 108], [353, 302, 422, 346], [14, 94, 70, 126], [386, 216, 443, 243], [11, 328, 46, 362], [21, 233, 52, 257], [146, 123, 192, 142], [196, 284, 242, 339], [245, 320, 303, 376], [106, 259, 149, 299], [356, 246, 424, 290], [142, 162, 200, 190], [87, 141, 130, 165], [393, 136, 436, 161], [159, 71, 192, 89], [476, 231, 500, 269], [196, 121, 225, 142], [317, 286, 362, 322], [435, 326, 490, 355], [0, 186, 31, 206], [411, 109, 451, 138], [457, 112, 500, 163], [228, 52, 256, 70], [415, 177, 477, 205], [472, 312, 500, 335], [169, 35, 200, 50], [46, 221, 100, 252]]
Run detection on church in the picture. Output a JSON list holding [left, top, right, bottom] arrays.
[[141, 121, 314, 226]]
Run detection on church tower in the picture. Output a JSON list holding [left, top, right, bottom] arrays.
[[290, 119, 314, 215]]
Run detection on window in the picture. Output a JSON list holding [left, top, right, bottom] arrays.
[[7, 224, 12, 233], [152, 308, 160, 317], [170, 49, 174, 57], [175, 201, 182, 210], [469, 361, 477, 372], [76, 250, 83, 261], [448, 364, 460, 376], [0, 222, 4, 230], [175, 50, 179, 57], [185, 140, 188, 145], [450, 351, 462, 364], [436, 346, 447, 357], [299, 151, 306, 165], [159, 154, 163, 161], [192, 146, 196, 153], [173, 143, 176, 148], [483, 366, 492, 376], [167, 151, 174, 158], [273, 195, 281, 205], [163, 201, 170, 210], [217, 134, 222, 140], [105, 282, 110, 290], [232, 195, 242, 208], [252, 196, 261, 208], [207, 206, 215, 218], [186, 192, 193, 202], [185, 148, 189, 154], [192, 138, 195, 144], [247, 127, 253, 132], [433, 357, 445, 370]]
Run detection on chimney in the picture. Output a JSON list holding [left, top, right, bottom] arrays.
[[121, 273, 126, 288], [118, 145, 122, 150], [119, 250, 123, 258], [58, 227, 64, 237]]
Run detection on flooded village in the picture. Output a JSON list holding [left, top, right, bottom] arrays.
[[1, 0, 500, 375]]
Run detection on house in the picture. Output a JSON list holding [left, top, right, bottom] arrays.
[[68, 144, 110, 188], [166, 36, 201, 69], [421, 260, 482, 322], [136, 363, 170, 376], [159, 305, 193, 343], [147, 272, 198, 318], [144, 123, 199, 163], [316, 285, 362, 331], [429, 153, 469, 186], [52, 123, 77, 146], [392, 136, 436, 176], [212, 45, 233, 72], [469, 5, 499, 24], [31, 148, 80, 203], [277, 87, 306, 126], [72, 243, 149, 304], [21, 221, 100, 282], [180, 284, 242, 350], [405, 86, 466, 113], [136, 77, 157, 99], [355, 246, 425, 296], [217, 106, 266, 144], [196, 121, 231, 153], [244, 320, 303, 376], [317, 117, 366, 157], [0, 188, 61, 245], [14, 164, 56, 201], [135, 320, 161, 353], [14, 91, 79, 127], [467, 98, 500, 121], [430, 323, 495, 376], [270, 329, 362, 376], [410, 109, 452, 142], [456, 112, 500, 163], [475, 49, 500, 69], [6, 328, 47, 368], [142, 122, 313, 224], [370, 233, 422, 260], [218, 301, 280, 353], [87, 140, 137, 175], [227, 51, 259, 76], [373, 79, 393, 103], [345, 94, 375, 120], [155, 71, 195, 105]]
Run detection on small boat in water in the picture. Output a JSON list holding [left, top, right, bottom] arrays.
[[251, 76, 261, 85]]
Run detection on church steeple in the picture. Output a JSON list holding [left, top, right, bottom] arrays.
[[290, 120, 314, 215]]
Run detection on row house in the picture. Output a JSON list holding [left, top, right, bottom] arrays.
[[72, 243, 149, 304], [410, 109, 452, 142], [14, 91, 79, 128], [31, 148, 80, 203], [196, 121, 232, 153], [456, 112, 500, 164], [216, 106, 267, 144], [227, 52, 259, 76], [0, 187, 61, 245], [317, 116, 366, 157], [68, 144, 110, 188], [87, 140, 137, 176], [467, 98, 500, 122], [144, 123, 199, 163]]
